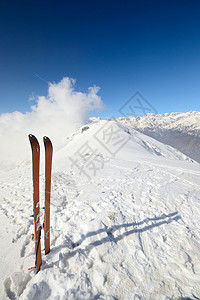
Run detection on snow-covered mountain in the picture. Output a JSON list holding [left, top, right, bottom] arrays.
[[117, 111, 200, 163], [1, 119, 200, 299]]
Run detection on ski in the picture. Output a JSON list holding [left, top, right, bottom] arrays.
[[28, 134, 42, 272], [43, 136, 53, 255]]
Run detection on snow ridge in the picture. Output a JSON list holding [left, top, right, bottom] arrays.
[[117, 111, 200, 163]]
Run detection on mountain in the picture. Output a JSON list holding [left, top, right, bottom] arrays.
[[1, 119, 200, 299], [117, 110, 200, 163], [58, 119, 193, 163]]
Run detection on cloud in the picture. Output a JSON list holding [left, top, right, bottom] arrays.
[[0, 77, 104, 169]]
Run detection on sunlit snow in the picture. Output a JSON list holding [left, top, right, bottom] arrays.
[[1, 118, 200, 299]]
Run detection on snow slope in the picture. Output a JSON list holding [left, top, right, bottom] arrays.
[[117, 111, 200, 163], [1, 119, 200, 299]]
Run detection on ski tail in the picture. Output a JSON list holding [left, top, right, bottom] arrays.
[[28, 134, 42, 272], [43, 136, 53, 255]]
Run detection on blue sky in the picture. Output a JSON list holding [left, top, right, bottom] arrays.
[[0, 0, 200, 118]]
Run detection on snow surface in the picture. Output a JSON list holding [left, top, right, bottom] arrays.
[[118, 111, 200, 134], [117, 111, 200, 164], [1, 119, 200, 299]]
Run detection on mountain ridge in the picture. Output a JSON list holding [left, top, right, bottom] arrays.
[[118, 110, 200, 135], [114, 110, 200, 163]]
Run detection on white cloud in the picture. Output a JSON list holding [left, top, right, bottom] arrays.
[[0, 77, 104, 169]]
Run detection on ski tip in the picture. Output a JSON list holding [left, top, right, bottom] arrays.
[[28, 134, 36, 139], [43, 136, 50, 142], [43, 136, 53, 146], [28, 134, 36, 140], [43, 136, 53, 152]]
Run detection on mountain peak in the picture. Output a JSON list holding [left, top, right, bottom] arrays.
[[117, 111, 200, 163]]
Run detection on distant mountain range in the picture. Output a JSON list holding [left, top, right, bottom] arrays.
[[117, 111, 200, 163]]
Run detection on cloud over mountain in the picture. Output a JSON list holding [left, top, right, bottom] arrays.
[[0, 77, 104, 169]]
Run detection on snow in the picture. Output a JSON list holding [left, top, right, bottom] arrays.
[[117, 111, 200, 164], [118, 111, 200, 134], [1, 119, 200, 299]]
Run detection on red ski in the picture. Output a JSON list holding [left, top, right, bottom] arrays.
[[28, 134, 42, 272], [43, 136, 53, 255]]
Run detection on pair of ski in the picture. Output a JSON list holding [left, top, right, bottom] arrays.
[[29, 134, 53, 273]]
